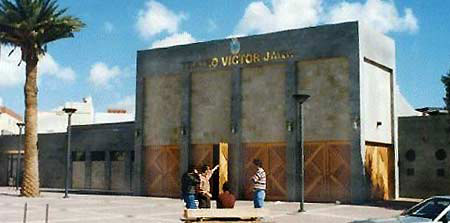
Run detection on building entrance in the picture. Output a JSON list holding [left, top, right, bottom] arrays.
[[191, 143, 228, 199]]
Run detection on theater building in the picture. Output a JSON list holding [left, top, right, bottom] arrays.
[[134, 21, 397, 203]]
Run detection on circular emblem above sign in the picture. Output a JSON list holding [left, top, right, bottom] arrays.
[[230, 38, 240, 55]]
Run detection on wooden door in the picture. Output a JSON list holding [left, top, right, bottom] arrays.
[[144, 145, 180, 197], [365, 142, 394, 200], [305, 141, 351, 202], [217, 143, 228, 194], [243, 143, 287, 201]]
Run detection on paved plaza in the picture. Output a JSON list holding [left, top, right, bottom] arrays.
[[0, 187, 417, 223]]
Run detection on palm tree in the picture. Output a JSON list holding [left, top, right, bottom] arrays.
[[0, 0, 84, 197]]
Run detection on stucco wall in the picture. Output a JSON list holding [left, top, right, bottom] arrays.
[[297, 57, 351, 141], [241, 64, 286, 143], [363, 62, 392, 143], [399, 115, 450, 198], [143, 75, 181, 146], [191, 70, 231, 144]]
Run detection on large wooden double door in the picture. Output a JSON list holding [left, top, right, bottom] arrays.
[[304, 141, 351, 202], [144, 145, 180, 197], [243, 143, 287, 201]]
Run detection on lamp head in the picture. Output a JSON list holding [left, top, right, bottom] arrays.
[[62, 107, 77, 114], [16, 122, 25, 127], [293, 94, 310, 104]]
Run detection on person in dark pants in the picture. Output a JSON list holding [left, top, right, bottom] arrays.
[[217, 181, 236, 208], [181, 165, 200, 209], [251, 159, 266, 208]]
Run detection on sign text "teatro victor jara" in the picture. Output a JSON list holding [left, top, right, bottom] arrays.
[[182, 51, 295, 70]]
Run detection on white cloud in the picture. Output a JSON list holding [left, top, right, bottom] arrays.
[[326, 0, 418, 33], [0, 97, 3, 106], [0, 46, 25, 87], [104, 22, 114, 33], [39, 54, 76, 81], [136, 0, 187, 39], [151, 32, 196, 49], [235, 0, 418, 35], [88, 62, 121, 87], [235, 0, 322, 35], [110, 95, 136, 114], [0, 45, 75, 87]]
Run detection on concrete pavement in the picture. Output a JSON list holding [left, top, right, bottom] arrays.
[[0, 187, 415, 223]]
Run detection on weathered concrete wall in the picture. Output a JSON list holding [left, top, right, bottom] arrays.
[[111, 161, 127, 191], [143, 75, 181, 146], [91, 161, 106, 189], [242, 64, 286, 143], [0, 122, 134, 193], [297, 58, 351, 141], [399, 115, 450, 198], [72, 161, 85, 188], [191, 70, 231, 144]]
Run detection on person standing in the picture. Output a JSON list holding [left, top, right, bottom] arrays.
[[251, 159, 266, 208], [217, 181, 236, 208], [181, 165, 200, 209], [197, 164, 219, 208]]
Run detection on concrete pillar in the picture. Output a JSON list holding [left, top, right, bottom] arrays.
[[229, 67, 243, 198], [180, 72, 192, 177], [134, 75, 145, 195], [285, 62, 299, 201]]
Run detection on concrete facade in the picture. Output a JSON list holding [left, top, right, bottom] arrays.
[[0, 122, 134, 193], [135, 22, 398, 203], [398, 115, 450, 198]]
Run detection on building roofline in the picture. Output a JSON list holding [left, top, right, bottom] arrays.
[[0, 106, 23, 121]]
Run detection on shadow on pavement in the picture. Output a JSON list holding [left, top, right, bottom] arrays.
[[362, 199, 421, 211]]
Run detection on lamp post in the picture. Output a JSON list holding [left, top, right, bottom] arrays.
[[15, 122, 25, 191], [62, 107, 77, 198], [293, 94, 310, 213]]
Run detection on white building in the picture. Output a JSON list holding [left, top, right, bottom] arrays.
[[0, 106, 22, 135], [38, 97, 134, 133]]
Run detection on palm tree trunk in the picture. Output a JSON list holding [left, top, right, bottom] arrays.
[[21, 56, 40, 197]]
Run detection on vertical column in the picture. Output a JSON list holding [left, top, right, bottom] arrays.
[[180, 72, 192, 177], [134, 74, 145, 195], [349, 35, 365, 203], [105, 151, 111, 190], [230, 67, 243, 197], [85, 149, 92, 189], [285, 62, 299, 201]]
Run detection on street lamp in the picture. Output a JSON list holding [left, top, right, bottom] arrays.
[[293, 94, 310, 213], [16, 122, 25, 191], [62, 107, 77, 198]]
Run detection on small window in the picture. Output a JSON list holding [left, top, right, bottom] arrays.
[[437, 169, 445, 177], [405, 150, 416, 162], [435, 149, 447, 161], [131, 151, 135, 162], [111, 151, 126, 161], [91, 151, 105, 161], [407, 168, 415, 176], [72, 151, 85, 161]]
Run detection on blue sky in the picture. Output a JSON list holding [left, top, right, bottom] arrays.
[[0, 0, 449, 116]]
